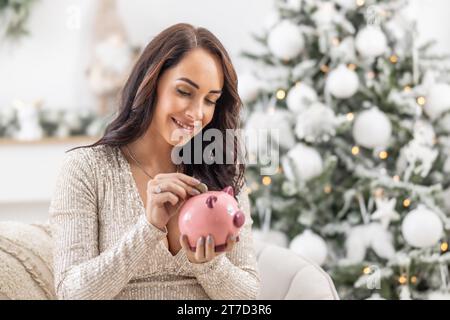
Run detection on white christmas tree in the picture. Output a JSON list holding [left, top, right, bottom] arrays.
[[240, 0, 450, 299]]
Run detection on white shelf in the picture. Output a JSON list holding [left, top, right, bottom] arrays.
[[0, 136, 98, 204]]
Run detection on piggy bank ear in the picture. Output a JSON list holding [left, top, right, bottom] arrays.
[[222, 186, 234, 197]]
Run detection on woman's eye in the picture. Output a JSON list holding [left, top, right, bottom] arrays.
[[177, 88, 216, 106], [177, 89, 190, 96]]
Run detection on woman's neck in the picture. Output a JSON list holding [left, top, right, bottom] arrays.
[[126, 129, 177, 174]]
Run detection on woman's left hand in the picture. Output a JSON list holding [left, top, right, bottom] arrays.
[[179, 233, 237, 264]]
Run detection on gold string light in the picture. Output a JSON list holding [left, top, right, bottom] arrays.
[[356, 0, 365, 6], [363, 266, 371, 275], [398, 274, 408, 285], [352, 146, 360, 155], [393, 175, 400, 182], [320, 64, 330, 73], [262, 176, 272, 186], [348, 63, 356, 70], [346, 112, 354, 121], [403, 85, 412, 92], [276, 89, 286, 100], [410, 276, 417, 284], [441, 242, 449, 252], [417, 96, 426, 106], [389, 54, 399, 64], [403, 198, 411, 208], [324, 184, 332, 194], [379, 151, 388, 160]]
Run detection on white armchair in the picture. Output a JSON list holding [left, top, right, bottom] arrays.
[[0, 221, 339, 300], [255, 241, 339, 299]]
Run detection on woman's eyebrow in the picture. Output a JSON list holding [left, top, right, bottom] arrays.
[[177, 77, 222, 94]]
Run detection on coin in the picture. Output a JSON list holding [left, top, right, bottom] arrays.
[[194, 182, 208, 193]]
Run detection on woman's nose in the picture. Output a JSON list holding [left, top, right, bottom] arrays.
[[185, 102, 204, 122]]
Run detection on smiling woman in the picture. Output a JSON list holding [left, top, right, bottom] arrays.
[[49, 23, 260, 300], [71, 23, 245, 193]]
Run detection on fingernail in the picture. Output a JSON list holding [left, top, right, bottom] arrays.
[[191, 188, 201, 195], [199, 237, 205, 245], [207, 235, 213, 243], [192, 178, 201, 185]]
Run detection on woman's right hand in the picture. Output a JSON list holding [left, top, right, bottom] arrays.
[[145, 173, 202, 231]]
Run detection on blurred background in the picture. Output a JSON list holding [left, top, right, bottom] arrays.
[[1, 0, 450, 299]]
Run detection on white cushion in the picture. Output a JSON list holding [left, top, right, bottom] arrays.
[[0, 222, 55, 300], [254, 241, 339, 300]]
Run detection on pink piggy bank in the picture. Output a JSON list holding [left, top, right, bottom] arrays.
[[178, 186, 246, 252]]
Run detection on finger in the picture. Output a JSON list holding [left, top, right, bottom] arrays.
[[151, 192, 179, 207], [156, 172, 201, 187], [159, 177, 201, 197], [180, 234, 192, 252], [205, 234, 215, 261], [195, 236, 206, 262], [225, 234, 237, 252], [148, 181, 188, 201]]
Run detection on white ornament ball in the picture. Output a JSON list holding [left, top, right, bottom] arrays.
[[252, 229, 289, 248], [424, 83, 450, 120], [295, 102, 336, 142], [355, 26, 388, 58], [282, 143, 323, 181], [238, 73, 261, 103], [326, 64, 359, 98], [286, 83, 318, 113], [352, 108, 392, 148], [267, 20, 304, 61], [402, 205, 443, 248], [289, 230, 328, 266]]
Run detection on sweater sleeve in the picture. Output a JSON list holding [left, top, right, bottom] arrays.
[[49, 149, 168, 300], [185, 186, 261, 300]]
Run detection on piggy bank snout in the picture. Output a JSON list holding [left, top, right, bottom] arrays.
[[233, 210, 245, 228]]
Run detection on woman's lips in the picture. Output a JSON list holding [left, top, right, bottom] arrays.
[[171, 117, 194, 133]]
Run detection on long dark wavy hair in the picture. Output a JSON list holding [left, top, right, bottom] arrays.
[[69, 23, 246, 195]]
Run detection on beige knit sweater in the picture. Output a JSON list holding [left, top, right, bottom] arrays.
[[49, 145, 260, 300]]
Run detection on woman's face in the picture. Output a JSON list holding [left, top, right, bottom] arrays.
[[150, 48, 224, 147]]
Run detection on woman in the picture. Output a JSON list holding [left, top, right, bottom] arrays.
[[49, 23, 260, 300]]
